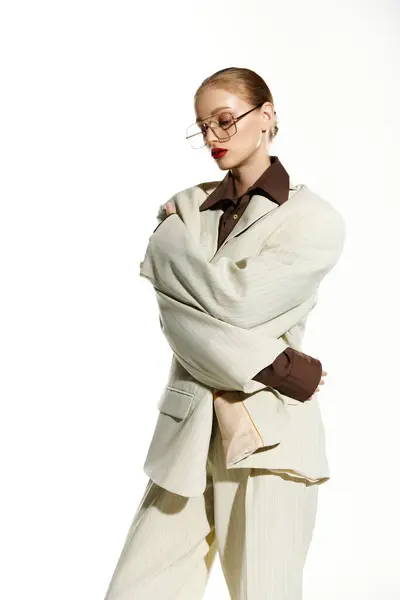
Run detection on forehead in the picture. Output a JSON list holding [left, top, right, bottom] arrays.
[[194, 89, 245, 123]]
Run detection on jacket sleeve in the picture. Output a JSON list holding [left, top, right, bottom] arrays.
[[153, 286, 290, 393], [139, 208, 346, 329], [152, 279, 320, 396]]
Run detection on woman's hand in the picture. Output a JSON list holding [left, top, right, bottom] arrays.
[[316, 369, 327, 392], [165, 200, 176, 216]]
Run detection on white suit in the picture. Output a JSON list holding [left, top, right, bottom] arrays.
[[139, 180, 346, 497], [103, 178, 346, 600]]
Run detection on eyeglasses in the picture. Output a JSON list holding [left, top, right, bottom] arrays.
[[185, 102, 275, 149]]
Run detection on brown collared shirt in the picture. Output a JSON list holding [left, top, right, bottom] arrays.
[[155, 155, 322, 401]]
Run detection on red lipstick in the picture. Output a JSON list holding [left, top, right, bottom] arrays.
[[212, 148, 228, 159]]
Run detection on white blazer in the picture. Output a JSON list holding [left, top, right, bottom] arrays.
[[139, 179, 346, 497]]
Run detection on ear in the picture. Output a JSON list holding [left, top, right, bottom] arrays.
[[260, 102, 275, 129]]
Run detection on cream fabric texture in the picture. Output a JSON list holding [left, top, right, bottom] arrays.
[[103, 415, 319, 600], [139, 180, 346, 497]]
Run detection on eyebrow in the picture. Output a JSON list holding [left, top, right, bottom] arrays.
[[196, 106, 232, 123]]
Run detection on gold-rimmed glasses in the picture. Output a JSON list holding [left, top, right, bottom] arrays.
[[186, 102, 274, 149]]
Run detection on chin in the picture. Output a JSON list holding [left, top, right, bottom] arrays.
[[216, 154, 236, 170], [217, 162, 231, 171]]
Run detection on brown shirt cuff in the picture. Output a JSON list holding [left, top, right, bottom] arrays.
[[253, 348, 322, 402]]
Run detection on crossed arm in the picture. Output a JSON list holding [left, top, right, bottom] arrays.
[[153, 286, 290, 393], [143, 209, 345, 328], [140, 207, 345, 396]]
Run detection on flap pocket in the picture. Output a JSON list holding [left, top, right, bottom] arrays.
[[157, 386, 195, 420]]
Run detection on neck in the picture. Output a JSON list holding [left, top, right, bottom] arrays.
[[230, 152, 272, 198]]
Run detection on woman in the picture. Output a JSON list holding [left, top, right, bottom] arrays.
[[104, 67, 346, 600]]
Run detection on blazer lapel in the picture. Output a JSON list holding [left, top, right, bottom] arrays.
[[198, 188, 293, 262], [169, 179, 301, 262], [162, 152, 300, 262], [219, 193, 279, 246]]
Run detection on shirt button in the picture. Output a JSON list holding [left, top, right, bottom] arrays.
[[232, 213, 238, 219]]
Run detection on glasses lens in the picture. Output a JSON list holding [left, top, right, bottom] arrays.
[[186, 111, 236, 149], [186, 123, 205, 149], [215, 112, 236, 138]]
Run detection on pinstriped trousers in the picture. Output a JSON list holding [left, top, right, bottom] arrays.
[[103, 408, 319, 600]]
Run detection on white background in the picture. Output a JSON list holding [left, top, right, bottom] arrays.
[[1, 1, 399, 598]]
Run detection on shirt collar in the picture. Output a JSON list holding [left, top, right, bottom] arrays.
[[199, 155, 290, 211]]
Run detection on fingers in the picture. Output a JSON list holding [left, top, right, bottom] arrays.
[[166, 201, 176, 215], [316, 370, 328, 392]]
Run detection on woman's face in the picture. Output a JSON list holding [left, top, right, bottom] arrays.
[[194, 87, 274, 169]]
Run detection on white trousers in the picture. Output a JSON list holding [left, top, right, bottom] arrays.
[[103, 410, 319, 600]]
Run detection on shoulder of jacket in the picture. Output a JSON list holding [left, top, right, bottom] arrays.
[[155, 181, 214, 220], [291, 184, 345, 225], [166, 180, 220, 207], [178, 180, 220, 198]]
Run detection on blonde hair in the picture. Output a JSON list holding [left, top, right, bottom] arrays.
[[194, 67, 278, 143]]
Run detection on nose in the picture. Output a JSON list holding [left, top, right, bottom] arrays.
[[204, 125, 220, 147]]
